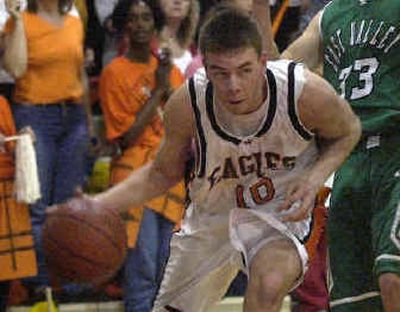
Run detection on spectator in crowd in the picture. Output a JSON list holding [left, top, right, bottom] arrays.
[[157, 0, 199, 73], [99, 0, 185, 311], [0, 95, 37, 312], [3, 0, 94, 297], [85, 0, 120, 76]]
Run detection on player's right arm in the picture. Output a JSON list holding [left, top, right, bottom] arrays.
[[93, 85, 194, 213], [281, 12, 323, 71]]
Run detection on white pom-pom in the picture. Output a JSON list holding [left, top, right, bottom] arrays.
[[14, 134, 41, 204]]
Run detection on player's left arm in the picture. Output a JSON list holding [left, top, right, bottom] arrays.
[[278, 70, 361, 222]]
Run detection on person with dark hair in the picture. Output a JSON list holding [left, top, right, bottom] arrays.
[[3, 0, 94, 296], [266, 0, 400, 311], [99, 0, 185, 311], [71, 6, 360, 311]]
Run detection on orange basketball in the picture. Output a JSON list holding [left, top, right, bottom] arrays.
[[42, 197, 127, 284]]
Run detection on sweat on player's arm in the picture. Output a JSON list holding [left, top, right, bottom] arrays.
[[94, 84, 194, 213], [277, 69, 361, 222]]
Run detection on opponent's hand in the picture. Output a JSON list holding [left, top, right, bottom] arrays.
[[276, 175, 320, 222], [5, 0, 22, 20]]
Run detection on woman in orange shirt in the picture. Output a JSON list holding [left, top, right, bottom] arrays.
[[3, 0, 93, 292]]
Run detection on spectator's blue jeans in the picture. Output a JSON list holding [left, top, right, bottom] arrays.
[[12, 103, 89, 287], [124, 208, 174, 312]]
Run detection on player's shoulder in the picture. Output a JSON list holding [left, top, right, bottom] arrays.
[[267, 60, 306, 83], [189, 67, 208, 88]]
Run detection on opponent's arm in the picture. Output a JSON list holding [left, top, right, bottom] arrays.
[[252, 0, 280, 59], [278, 70, 361, 221], [94, 85, 194, 213], [281, 12, 323, 71]]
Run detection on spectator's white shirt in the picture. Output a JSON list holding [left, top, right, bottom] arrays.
[[70, 4, 80, 18], [95, 0, 118, 25]]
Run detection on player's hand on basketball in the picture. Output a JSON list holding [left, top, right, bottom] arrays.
[[47, 189, 102, 216], [276, 177, 320, 222]]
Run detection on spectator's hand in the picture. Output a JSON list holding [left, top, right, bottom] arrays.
[[104, 17, 116, 34], [84, 48, 95, 71], [276, 174, 321, 222], [5, 0, 22, 20], [19, 126, 36, 143], [0, 132, 5, 153], [155, 47, 173, 99]]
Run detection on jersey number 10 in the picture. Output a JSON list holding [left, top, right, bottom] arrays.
[[236, 177, 275, 208]]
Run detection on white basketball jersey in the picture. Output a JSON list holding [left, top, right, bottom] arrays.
[[184, 60, 318, 236]]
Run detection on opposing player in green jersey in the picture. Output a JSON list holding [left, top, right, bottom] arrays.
[[267, 0, 400, 311]]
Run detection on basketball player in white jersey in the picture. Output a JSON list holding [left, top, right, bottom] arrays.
[[83, 6, 361, 312]]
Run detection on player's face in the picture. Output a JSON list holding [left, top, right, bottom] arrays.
[[160, 0, 191, 20], [205, 47, 266, 115], [126, 1, 155, 45]]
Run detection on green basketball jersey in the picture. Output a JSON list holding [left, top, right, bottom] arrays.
[[321, 0, 400, 135]]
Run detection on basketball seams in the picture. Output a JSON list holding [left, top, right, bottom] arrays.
[[44, 234, 115, 270], [44, 236, 114, 282], [45, 212, 125, 256]]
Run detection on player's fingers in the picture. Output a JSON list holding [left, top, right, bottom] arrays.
[[281, 193, 314, 222], [277, 187, 303, 212]]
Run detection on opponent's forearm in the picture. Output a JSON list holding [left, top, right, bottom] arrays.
[[94, 161, 181, 213], [252, 0, 280, 59], [4, 18, 27, 78], [308, 121, 361, 186], [281, 12, 323, 70]]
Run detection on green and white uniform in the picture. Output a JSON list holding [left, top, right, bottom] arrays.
[[321, 0, 400, 311]]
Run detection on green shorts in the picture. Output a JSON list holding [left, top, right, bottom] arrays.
[[328, 135, 400, 312]]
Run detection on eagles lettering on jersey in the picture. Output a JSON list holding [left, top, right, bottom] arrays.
[[186, 61, 317, 212], [207, 152, 296, 191]]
